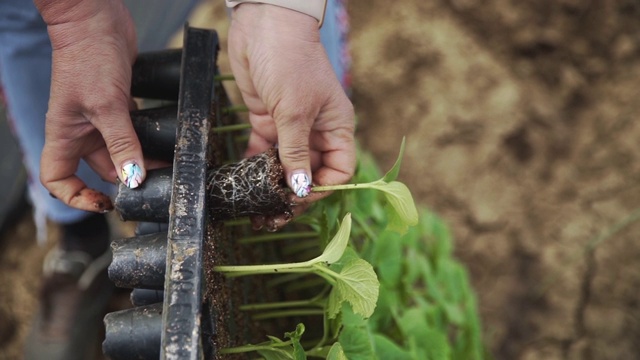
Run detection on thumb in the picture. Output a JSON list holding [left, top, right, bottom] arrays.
[[95, 110, 146, 189], [275, 114, 313, 198]]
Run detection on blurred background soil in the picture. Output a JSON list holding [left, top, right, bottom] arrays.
[[2, 0, 640, 359]]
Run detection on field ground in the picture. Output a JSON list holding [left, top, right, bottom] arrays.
[[3, 1, 640, 359]]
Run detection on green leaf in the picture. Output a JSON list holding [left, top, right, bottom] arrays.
[[421, 211, 453, 261], [285, 323, 307, 360], [327, 285, 342, 319], [319, 208, 331, 247], [443, 303, 464, 326], [334, 259, 379, 318], [339, 322, 376, 360], [327, 342, 348, 360], [368, 283, 399, 331], [398, 308, 451, 360], [314, 213, 352, 265], [373, 334, 412, 360], [367, 181, 418, 234], [383, 136, 406, 182], [354, 151, 382, 184], [340, 303, 367, 327], [371, 230, 403, 286], [257, 348, 294, 360], [329, 247, 361, 273]]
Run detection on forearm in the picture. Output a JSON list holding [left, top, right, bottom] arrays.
[[33, 0, 102, 24], [33, 0, 135, 55]]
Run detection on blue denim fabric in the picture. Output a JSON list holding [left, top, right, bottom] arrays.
[[0, 0, 111, 224]]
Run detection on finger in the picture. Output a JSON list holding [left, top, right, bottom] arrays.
[[309, 104, 357, 186], [85, 146, 117, 183], [311, 131, 357, 187], [250, 215, 266, 231], [41, 153, 113, 212], [273, 109, 313, 199], [245, 131, 274, 158], [93, 110, 145, 189]]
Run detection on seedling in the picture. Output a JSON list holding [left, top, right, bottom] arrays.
[[215, 213, 380, 320], [213, 138, 485, 359], [311, 137, 418, 234]]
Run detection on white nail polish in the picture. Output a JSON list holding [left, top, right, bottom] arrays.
[[121, 162, 143, 189], [291, 172, 311, 198]]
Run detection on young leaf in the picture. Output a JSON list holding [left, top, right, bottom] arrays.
[[373, 334, 412, 360], [339, 324, 376, 360], [257, 348, 295, 360], [398, 308, 451, 360], [329, 247, 361, 273], [313, 213, 352, 265], [334, 259, 379, 319], [339, 306, 376, 360], [373, 181, 419, 234], [285, 323, 307, 360], [370, 230, 403, 286], [327, 342, 348, 360], [382, 136, 406, 182], [327, 284, 342, 319]]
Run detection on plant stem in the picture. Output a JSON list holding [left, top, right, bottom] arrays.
[[214, 74, 235, 81], [234, 134, 249, 144], [239, 231, 317, 245], [253, 308, 324, 320], [312, 182, 375, 192], [240, 298, 323, 311], [211, 123, 252, 133], [223, 104, 249, 114], [220, 340, 293, 354], [218, 267, 314, 278], [312, 263, 340, 285]]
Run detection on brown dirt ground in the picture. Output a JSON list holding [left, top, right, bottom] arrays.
[[3, 0, 640, 359]]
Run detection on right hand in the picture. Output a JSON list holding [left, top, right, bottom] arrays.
[[228, 4, 357, 229], [35, 0, 145, 212]]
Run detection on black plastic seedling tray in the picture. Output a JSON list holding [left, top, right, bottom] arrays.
[[104, 25, 219, 360]]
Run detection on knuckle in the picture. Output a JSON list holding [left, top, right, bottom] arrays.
[[279, 141, 309, 164], [105, 135, 138, 157]]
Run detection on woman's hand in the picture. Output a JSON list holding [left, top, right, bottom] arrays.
[[35, 0, 144, 212], [228, 4, 356, 207]]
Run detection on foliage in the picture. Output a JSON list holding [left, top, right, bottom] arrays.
[[217, 140, 487, 359]]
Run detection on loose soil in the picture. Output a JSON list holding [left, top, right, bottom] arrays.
[[3, 1, 640, 359]]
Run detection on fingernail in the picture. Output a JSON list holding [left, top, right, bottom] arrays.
[[291, 172, 311, 198], [121, 162, 143, 189]]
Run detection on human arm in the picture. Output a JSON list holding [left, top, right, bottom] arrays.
[[228, 3, 356, 208], [34, 0, 144, 212]]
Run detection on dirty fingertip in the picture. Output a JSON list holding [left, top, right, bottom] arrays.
[[250, 215, 266, 231], [69, 188, 114, 213]]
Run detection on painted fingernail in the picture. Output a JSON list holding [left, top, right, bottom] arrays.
[[291, 172, 311, 198], [121, 162, 143, 189]]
